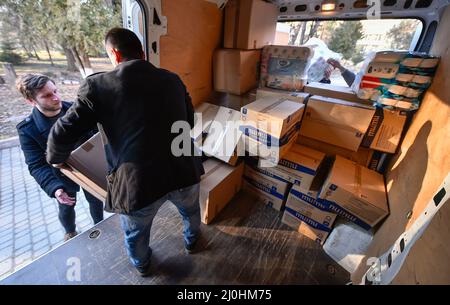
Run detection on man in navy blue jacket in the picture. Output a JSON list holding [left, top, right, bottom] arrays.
[[16, 74, 104, 241]]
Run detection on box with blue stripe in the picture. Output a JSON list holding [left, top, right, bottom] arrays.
[[243, 164, 291, 211], [286, 184, 337, 230], [318, 156, 389, 230], [259, 144, 326, 190]]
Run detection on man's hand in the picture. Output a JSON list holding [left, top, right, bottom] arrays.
[[327, 58, 345, 72], [55, 189, 76, 206]]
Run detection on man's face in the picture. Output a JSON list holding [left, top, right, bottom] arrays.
[[30, 81, 62, 113]]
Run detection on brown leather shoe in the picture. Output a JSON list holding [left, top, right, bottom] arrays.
[[64, 231, 78, 241]]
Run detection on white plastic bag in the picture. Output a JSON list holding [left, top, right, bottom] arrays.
[[303, 37, 342, 83]]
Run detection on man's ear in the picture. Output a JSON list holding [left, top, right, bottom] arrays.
[[25, 98, 36, 106], [111, 48, 122, 63]]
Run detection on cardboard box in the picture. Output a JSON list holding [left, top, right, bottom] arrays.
[[317, 156, 389, 230], [213, 49, 261, 95], [243, 165, 290, 211], [224, 0, 278, 50], [63, 133, 108, 202], [256, 87, 309, 104], [259, 144, 326, 190], [191, 102, 220, 143], [240, 97, 305, 146], [297, 135, 374, 167], [361, 107, 408, 153], [200, 159, 244, 224], [286, 184, 337, 228], [367, 150, 393, 175], [299, 95, 376, 152], [304, 82, 370, 105], [243, 128, 298, 165], [281, 208, 332, 245], [202, 106, 243, 166]]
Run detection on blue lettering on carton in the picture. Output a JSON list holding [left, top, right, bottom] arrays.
[[285, 207, 332, 232], [318, 198, 372, 230]]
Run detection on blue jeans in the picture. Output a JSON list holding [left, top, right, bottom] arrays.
[[119, 183, 201, 269], [58, 189, 104, 234]]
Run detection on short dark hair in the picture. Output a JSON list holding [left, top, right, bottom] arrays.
[[16, 74, 54, 100], [105, 27, 144, 60]]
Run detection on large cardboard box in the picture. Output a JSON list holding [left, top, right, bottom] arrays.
[[213, 49, 261, 95], [361, 107, 409, 153], [281, 209, 332, 245], [240, 97, 305, 145], [202, 106, 243, 166], [317, 156, 389, 230], [286, 184, 337, 228], [243, 165, 290, 211], [207, 90, 257, 112], [224, 0, 278, 50], [200, 159, 244, 224], [299, 95, 376, 152], [260, 144, 326, 190], [304, 82, 370, 105], [256, 87, 309, 104], [63, 133, 108, 202], [191, 102, 220, 143], [297, 135, 374, 167]]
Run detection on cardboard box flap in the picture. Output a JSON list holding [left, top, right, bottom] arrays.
[[242, 97, 304, 120], [202, 106, 242, 164], [328, 156, 388, 213], [281, 144, 326, 174], [191, 102, 220, 141]]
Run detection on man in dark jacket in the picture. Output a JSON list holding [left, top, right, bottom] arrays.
[[46, 28, 204, 276], [16, 74, 104, 241]]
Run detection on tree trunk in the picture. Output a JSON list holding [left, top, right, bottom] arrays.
[[31, 44, 41, 61], [299, 22, 308, 45], [19, 40, 33, 59], [44, 41, 54, 66], [3, 63, 17, 85], [71, 47, 86, 77], [289, 23, 301, 46], [80, 50, 92, 69], [308, 21, 321, 39], [62, 46, 78, 72]]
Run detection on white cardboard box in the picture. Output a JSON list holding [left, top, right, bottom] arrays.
[[202, 106, 243, 166], [191, 102, 220, 143], [256, 87, 309, 104]]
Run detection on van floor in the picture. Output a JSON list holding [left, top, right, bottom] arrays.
[[1, 190, 350, 284]]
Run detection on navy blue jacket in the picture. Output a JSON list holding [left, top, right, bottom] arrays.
[[16, 102, 95, 198]]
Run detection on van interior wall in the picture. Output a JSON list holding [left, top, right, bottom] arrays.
[[352, 5, 450, 284], [159, 0, 223, 107]]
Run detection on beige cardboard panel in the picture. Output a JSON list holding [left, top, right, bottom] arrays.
[[304, 82, 371, 105], [224, 0, 278, 50], [297, 135, 373, 167], [200, 160, 244, 224], [351, 5, 450, 284], [256, 87, 309, 104], [299, 96, 375, 152], [213, 49, 261, 95], [160, 0, 222, 106]]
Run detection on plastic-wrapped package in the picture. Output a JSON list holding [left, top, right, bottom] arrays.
[[259, 45, 314, 92], [303, 37, 342, 83], [352, 51, 439, 111]]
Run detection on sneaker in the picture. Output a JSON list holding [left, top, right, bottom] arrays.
[[185, 234, 201, 254], [64, 231, 78, 241]]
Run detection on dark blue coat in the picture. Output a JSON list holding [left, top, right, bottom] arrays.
[[16, 101, 95, 198]]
